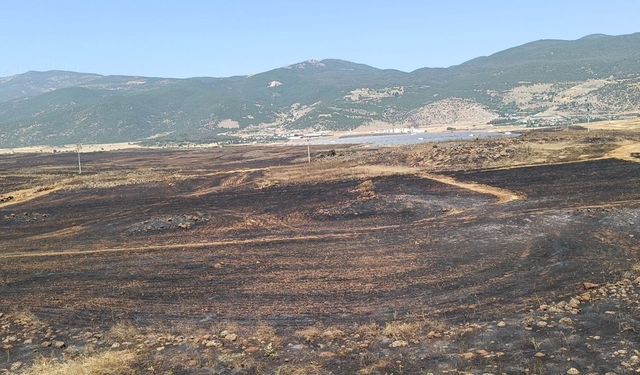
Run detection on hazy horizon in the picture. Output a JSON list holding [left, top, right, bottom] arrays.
[[3, 0, 640, 78]]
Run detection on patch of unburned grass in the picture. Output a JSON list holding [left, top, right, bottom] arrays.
[[294, 326, 321, 343], [356, 322, 380, 339], [257, 162, 418, 188], [254, 323, 282, 347], [382, 321, 423, 341], [275, 364, 329, 375], [351, 179, 377, 200], [23, 350, 137, 375], [11, 310, 41, 326], [357, 357, 395, 375], [107, 321, 141, 342], [321, 327, 345, 341]]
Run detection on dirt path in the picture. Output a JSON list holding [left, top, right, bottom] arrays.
[[0, 232, 363, 259], [418, 172, 525, 203]]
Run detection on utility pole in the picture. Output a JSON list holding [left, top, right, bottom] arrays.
[[76, 144, 82, 174], [587, 104, 591, 132]]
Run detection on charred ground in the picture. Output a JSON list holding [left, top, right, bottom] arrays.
[[1, 130, 640, 374]]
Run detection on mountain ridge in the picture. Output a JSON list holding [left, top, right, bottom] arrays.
[[2, 32, 640, 147]]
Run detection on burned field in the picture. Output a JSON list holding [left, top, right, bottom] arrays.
[[1, 140, 640, 374]]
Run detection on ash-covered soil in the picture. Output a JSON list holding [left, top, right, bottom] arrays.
[[1, 139, 639, 374]]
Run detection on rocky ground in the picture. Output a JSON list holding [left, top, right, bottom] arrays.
[[2, 273, 640, 374]]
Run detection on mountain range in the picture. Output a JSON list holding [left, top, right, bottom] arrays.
[[2, 32, 640, 147]]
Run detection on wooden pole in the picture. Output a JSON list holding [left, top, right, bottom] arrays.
[[77, 144, 82, 174]]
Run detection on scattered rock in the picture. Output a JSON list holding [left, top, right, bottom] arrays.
[[128, 214, 208, 234], [614, 349, 627, 356], [319, 351, 335, 358], [41, 341, 52, 348], [568, 298, 581, 309], [225, 333, 237, 342], [4, 335, 17, 343], [567, 368, 580, 375], [10, 362, 23, 371], [559, 317, 573, 326], [535, 352, 546, 358], [53, 340, 65, 349], [578, 293, 591, 302], [583, 282, 599, 290], [427, 330, 443, 338], [461, 352, 476, 361], [205, 340, 222, 348], [389, 340, 408, 348], [497, 321, 506, 327]]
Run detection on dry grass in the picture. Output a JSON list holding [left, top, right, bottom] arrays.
[[294, 326, 321, 343], [275, 364, 329, 375], [23, 350, 137, 375], [321, 327, 345, 341], [382, 321, 423, 341], [11, 310, 41, 325], [257, 162, 419, 188], [217, 322, 240, 336], [351, 179, 377, 200], [356, 322, 380, 339], [107, 321, 141, 342], [0, 169, 185, 209], [254, 323, 282, 347], [217, 352, 255, 370], [220, 172, 251, 187], [357, 358, 395, 375], [623, 263, 640, 279]]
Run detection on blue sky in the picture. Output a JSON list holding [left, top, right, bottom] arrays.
[[2, 0, 640, 77]]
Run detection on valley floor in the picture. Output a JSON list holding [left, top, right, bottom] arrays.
[[1, 129, 640, 374]]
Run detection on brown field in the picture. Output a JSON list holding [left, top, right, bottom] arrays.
[[1, 130, 640, 374]]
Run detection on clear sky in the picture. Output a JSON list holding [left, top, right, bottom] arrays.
[[2, 0, 640, 78]]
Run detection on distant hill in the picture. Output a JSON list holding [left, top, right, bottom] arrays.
[[1, 32, 640, 147]]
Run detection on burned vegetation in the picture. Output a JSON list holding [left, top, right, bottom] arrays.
[[1, 130, 640, 374]]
